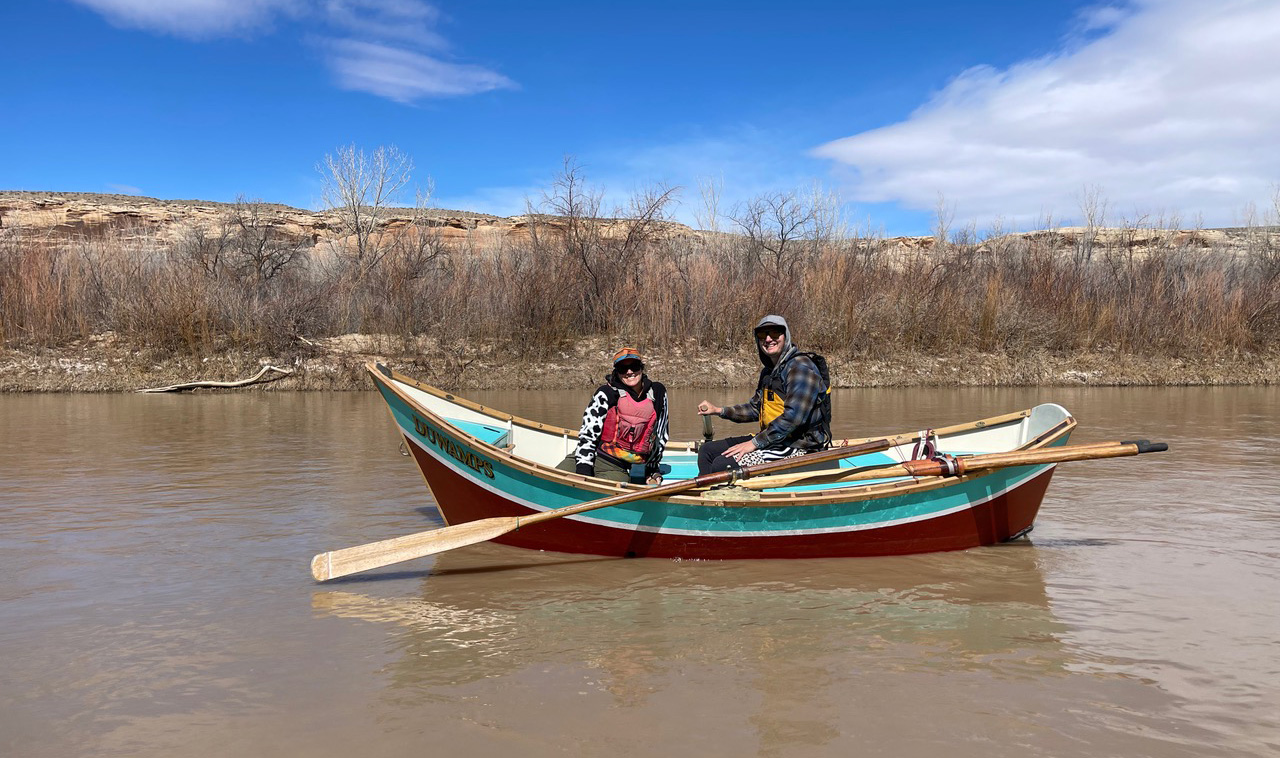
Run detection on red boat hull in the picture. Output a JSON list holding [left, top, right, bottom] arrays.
[[407, 437, 1053, 559]]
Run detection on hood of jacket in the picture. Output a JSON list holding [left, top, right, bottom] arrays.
[[753, 314, 797, 371]]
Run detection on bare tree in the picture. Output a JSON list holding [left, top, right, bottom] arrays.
[[806, 182, 846, 248], [173, 198, 306, 288], [932, 192, 954, 251], [1074, 184, 1108, 265], [730, 191, 819, 277], [540, 158, 606, 308], [227, 198, 307, 287], [695, 175, 723, 232], [319, 144, 414, 271], [174, 217, 234, 279], [616, 183, 680, 259]]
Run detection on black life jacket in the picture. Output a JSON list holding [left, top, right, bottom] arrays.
[[761, 351, 832, 449]]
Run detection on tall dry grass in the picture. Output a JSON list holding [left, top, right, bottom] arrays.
[[2, 203, 1278, 364]]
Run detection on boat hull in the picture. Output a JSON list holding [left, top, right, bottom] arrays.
[[405, 437, 1055, 558]]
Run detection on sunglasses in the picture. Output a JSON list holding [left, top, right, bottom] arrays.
[[616, 361, 644, 374], [756, 328, 785, 340]]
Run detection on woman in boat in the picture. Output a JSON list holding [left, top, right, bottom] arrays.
[[556, 347, 670, 485], [696, 314, 832, 475]]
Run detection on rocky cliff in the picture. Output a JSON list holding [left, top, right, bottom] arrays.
[[1, 190, 1272, 255], [0, 191, 700, 249]]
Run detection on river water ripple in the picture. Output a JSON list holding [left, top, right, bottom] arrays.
[[1, 386, 1277, 757]]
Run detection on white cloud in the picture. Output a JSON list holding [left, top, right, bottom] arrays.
[[70, 0, 514, 103], [322, 39, 514, 101], [321, 0, 447, 47], [813, 0, 1280, 228], [70, 0, 299, 38]]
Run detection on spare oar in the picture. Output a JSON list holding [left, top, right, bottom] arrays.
[[730, 439, 1169, 491], [311, 436, 896, 581]]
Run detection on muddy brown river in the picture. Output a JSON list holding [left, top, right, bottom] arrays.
[[1, 386, 1277, 757]]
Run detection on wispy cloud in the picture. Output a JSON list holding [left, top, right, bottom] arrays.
[[69, 0, 514, 102], [321, 0, 446, 47], [813, 0, 1280, 228], [69, 0, 300, 38], [320, 39, 514, 101]]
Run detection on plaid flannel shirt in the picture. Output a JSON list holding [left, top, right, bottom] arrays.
[[720, 349, 826, 451]]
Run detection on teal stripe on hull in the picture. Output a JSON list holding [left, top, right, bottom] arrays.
[[379, 382, 1067, 537]]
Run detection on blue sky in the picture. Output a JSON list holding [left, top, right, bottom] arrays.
[[3, 0, 1278, 235]]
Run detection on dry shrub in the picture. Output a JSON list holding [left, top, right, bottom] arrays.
[[3, 197, 1279, 364]]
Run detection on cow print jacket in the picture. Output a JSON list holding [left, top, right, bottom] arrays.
[[573, 374, 669, 479]]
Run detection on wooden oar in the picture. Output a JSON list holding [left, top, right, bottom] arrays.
[[730, 439, 1146, 490], [729, 439, 1168, 491], [310, 436, 897, 581]]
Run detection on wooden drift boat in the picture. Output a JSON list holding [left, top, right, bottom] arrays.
[[365, 362, 1080, 560]]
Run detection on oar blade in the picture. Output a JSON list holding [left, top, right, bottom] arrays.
[[311, 516, 521, 581]]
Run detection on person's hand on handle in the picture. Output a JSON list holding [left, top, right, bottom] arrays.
[[697, 401, 722, 416]]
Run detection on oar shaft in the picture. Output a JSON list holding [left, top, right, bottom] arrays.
[[936, 440, 1166, 475], [734, 439, 1167, 491], [521, 436, 894, 526]]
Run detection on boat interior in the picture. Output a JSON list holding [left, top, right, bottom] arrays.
[[381, 367, 1073, 493]]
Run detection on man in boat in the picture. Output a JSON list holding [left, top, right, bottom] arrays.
[[696, 315, 832, 475], [556, 347, 670, 485]]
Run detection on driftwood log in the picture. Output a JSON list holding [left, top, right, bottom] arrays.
[[137, 365, 294, 393]]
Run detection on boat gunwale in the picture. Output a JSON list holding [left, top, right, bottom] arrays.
[[369, 362, 1077, 508]]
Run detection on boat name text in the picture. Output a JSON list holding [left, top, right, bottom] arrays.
[[413, 416, 495, 479]]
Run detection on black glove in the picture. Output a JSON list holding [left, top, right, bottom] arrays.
[[575, 463, 594, 477]]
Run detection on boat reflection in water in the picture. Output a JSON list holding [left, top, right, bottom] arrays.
[[313, 540, 1072, 752]]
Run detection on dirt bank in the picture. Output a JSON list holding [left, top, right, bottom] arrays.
[[1, 333, 1276, 393]]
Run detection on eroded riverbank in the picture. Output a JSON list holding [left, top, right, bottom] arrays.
[[2, 333, 1276, 392]]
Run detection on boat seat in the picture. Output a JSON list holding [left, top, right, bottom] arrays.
[[658, 459, 700, 481], [445, 418, 511, 448], [657, 450, 902, 484]]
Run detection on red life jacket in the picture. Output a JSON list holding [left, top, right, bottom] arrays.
[[600, 392, 657, 464]]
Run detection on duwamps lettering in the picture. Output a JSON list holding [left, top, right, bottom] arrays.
[[413, 416, 496, 479]]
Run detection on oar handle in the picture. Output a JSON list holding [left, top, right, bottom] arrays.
[[1122, 440, 1167, 454]]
